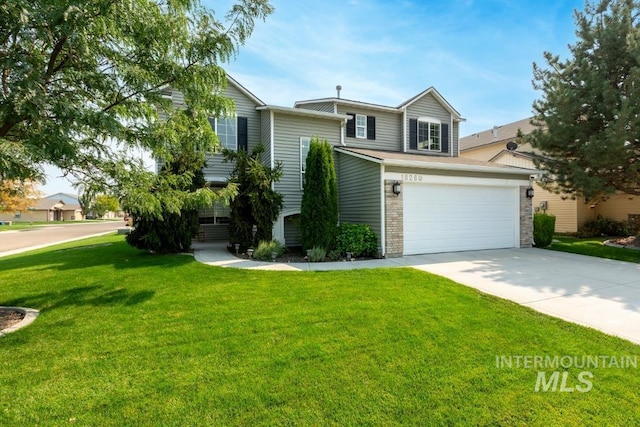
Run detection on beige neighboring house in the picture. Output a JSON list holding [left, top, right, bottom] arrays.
[[0, 198, 83, 223], [460, 117, 640, 233]]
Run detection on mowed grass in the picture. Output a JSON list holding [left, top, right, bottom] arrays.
[[549, 235, 640, 263], [1, 235, 639, 426]]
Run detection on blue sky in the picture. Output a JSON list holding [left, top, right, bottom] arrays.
[[42, 0, 584, 195]]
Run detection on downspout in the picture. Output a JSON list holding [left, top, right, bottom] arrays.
[[270, 110, 275, 188], [340, 118, 346, 146]]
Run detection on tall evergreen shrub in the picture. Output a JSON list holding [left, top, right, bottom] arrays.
[[300, 138, 338, 250]]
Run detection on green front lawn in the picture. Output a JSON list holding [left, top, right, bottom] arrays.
[[549, 235, 640, 263], [1, 235, 639, 425]]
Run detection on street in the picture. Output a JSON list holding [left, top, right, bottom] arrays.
[[0, 221, 124, 258]]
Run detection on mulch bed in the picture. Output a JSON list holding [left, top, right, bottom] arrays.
[[0, 308, 25, 331], [610, 235, 640, 248]]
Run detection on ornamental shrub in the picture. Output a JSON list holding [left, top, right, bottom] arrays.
[[253, 240, 284, 261], [300, 138, 338, 250], [308, 246, 326, 262], [335, 223, 378, 257], [577, 215, 631, 238], [533, 213, 556, 248]]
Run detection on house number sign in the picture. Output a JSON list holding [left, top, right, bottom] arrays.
[[401, 173, 423, 182]]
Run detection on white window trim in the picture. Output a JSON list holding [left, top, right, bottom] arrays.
[[211, 116, 238, 153], [355, 114, 367, 139], [417, 116, 442, 152], [300, 136, 311, 190]]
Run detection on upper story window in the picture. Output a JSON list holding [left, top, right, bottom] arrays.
[[208, 116, 248, 152], [409, 117, 448, 153], [418, 120, 441, 151], [346, 113, 376, 140], [300, 136, 311, 189], [356, 114, 367, 138]]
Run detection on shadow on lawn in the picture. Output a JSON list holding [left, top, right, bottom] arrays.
[[0, 240, 195, 273], [2, 285, 155, 313]]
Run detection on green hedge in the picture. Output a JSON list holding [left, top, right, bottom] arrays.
[[335, 223, 378, 257], [533, 213, 556, 247]]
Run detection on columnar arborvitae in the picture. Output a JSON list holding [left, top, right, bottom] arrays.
[[300, 138, 338, 250]]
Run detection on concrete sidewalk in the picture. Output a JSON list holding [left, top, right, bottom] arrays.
[[194, 242, 640, 345]]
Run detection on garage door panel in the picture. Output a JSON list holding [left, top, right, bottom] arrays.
[[403, 183, 518, 255]]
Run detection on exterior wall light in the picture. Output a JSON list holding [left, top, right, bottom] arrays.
[[526, 187, 534, 198], [392, 181, 402, 196]]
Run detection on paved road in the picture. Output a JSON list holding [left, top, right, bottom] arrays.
[[0, 221, 123, 257]]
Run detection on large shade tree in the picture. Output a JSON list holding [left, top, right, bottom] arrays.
[[0, 0, 273, 216], [530, 0, 640, 200]]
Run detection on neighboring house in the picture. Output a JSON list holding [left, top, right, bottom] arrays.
[[0, 198, 83, 222], [460, 118, 640, 233], [164, 76, 537, 256], [45, 193, 84, 221]]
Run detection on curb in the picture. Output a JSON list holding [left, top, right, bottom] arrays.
[[0, 307, 39, 337]]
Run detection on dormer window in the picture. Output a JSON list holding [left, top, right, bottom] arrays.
[[409, 117, 449, 153], [418, 119, 441, 151]]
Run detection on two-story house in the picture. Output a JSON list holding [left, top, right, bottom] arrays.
[[166, 75, 537, 256]]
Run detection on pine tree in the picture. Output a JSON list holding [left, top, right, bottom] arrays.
[[530, 0, 640, 200], [300, 138, 338, 250]]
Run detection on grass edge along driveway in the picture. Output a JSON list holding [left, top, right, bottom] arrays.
[[1, 234, 638, 426]]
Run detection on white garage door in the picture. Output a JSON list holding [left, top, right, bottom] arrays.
[[403, 183, 519, 255]]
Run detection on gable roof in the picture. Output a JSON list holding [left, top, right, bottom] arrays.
[[34, 198, 65, 210], [336, 147, 537, 176], [461, 117, 537, 151], [227, 74, 265, 106], [45, 192, 78, 200], [489, 150, 535, 163], [398, 87, 464, 121], [295, 87, 464, 120]]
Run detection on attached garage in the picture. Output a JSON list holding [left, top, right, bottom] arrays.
[[335, 147, 537, 258], [403, 182, 519, 254]]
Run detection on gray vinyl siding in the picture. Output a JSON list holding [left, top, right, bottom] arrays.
[[272, 113, 342, 213], [203, 81, 262, 179], [338, 106, 403, 151], [297, 102, 336, 113], [405, 93, 456, 157], [284, 215, 302, 246], [337, 153, 382, 245], [260, 110, 272, 166]]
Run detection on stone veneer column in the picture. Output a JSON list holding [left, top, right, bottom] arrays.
[[385, 180, 403, 257], [520, 186, 533, 248]]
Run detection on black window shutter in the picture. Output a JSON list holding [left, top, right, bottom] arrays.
[[366, 116, 376, 140], [409, 119, 418, 150], [441, 123, 449, 153], [346, 113, 355, 138], [237, 117, 248, 151]]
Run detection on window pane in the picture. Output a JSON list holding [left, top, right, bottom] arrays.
[[356, 114, 366, 138], [356, 115, 366, 126], [300, 137, 310, 172], [216, 117, 237, 151], [430, 124, 440, 150], [418, 122, 429, 149]]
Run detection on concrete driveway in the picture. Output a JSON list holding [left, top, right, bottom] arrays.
[[407, 248, 640, 345]]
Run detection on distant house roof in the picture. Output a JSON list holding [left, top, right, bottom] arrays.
[[34, 198, 65, 210], [460, 117, 538, 151]]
